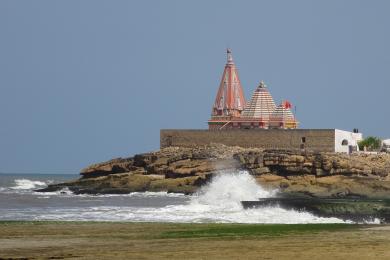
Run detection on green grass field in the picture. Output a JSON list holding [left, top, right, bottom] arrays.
[[0, 221, 389, 259]]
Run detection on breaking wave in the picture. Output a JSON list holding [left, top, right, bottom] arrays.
[[11, 179, 49, 190], [0, 171, 380, 224], [4, 171, 353, 223], [142, 171, 350, 224], [192, 171, 275, 208]]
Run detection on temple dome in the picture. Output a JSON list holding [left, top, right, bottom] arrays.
[[241, 81, 276, 120]]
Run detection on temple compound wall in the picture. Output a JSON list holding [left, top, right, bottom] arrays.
[[160, 129, 362, 153]]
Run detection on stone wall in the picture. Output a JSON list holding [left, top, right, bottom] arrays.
[[160, 129, 336, 152]]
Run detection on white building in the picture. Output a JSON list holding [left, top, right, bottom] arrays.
[[382, 139, 390, 152], [335, 129, 363, 153]]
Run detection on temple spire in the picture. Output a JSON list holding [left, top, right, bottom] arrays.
[[209, 48, 246, 122]]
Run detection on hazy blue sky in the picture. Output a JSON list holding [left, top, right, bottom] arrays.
[[0, 0, 389, 173]]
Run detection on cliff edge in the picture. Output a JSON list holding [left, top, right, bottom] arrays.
[[39, 144, 390, 198]]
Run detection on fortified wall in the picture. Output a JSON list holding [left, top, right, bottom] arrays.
[[160, 129, 336, 152]]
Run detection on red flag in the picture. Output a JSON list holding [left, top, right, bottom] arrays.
[[283, 100, 292, 109]]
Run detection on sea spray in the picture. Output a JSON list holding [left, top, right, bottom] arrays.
[[0, 172, 350, 223], [11, 179, 48, 190], [169, 170, 345, 223], [191, 170, 275, 210]]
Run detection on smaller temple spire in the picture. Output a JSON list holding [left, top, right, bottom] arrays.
[[227, 48, 234, 65], [241, 80, 276, 123]]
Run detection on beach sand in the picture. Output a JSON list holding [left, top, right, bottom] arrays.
[[1, 222, 390, 259]]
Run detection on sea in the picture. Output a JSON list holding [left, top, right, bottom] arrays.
[[0, 171, 376, 223]]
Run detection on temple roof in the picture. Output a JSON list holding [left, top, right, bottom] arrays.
[[270, 100, 297, 123], [241, 81, 276, 119], [211, 49, 246, 117]]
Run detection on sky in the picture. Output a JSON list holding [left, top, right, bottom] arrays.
[[0, 0, 389, 174]]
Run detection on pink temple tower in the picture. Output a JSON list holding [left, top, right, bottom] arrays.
[[208, 49, 298, 130], [208, 49, 246, 129]]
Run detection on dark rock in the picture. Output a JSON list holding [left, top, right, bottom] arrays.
[[241, 198, 390, 223]]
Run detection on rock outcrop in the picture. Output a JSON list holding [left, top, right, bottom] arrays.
[[38, 144, 390, 198], [236, 149, 390, 198]]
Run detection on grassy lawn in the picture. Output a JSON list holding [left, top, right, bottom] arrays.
[[0, 221, 389, 259], [159, 223, 356, 238]]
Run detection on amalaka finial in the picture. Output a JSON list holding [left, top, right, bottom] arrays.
[[259, 80, 266, 88], [227, 48, 234, 64]]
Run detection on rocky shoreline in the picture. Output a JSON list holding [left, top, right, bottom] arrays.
[[38, 144, 390, 199]]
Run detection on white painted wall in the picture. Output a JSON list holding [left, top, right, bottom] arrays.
[[383, 139, 390, 146], [382, 139, 390, 152], [335, 129, 363, 153]]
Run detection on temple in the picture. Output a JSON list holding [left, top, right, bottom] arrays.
[[161, 48, 363, 154], [208, 49, 298, 130]]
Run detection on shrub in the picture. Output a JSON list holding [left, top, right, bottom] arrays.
[[358, 136, 381, 151]]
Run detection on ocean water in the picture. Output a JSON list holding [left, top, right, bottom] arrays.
[[0, 171, 368, 223]]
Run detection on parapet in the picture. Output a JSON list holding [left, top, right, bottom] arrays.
[[160, 129, 336, 152]]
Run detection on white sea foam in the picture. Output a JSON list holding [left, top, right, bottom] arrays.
[[126, 191, 187, 198], [30, 205, 349, 223], [34, 189, 187, 198], [1, 171, 380, 224], [77, 191, 187, 198], [135, 171, 349, 224], [18, 171, 353, 223], [11, 179, 48, 190], [191, 170, 275, 210]]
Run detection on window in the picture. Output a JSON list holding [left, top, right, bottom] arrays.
[[301, 137, 306, 143], [342, 139, 348, 146]]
